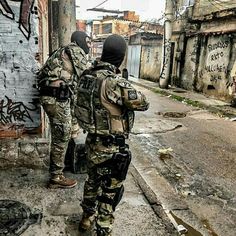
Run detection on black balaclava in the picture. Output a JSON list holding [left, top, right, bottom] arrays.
[[101, 34, 126, 68], [71, 31, 90, 54]]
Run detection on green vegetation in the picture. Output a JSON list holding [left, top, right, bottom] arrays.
[[152, 88, 205, 108]]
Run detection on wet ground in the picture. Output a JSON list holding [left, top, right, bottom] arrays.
[[1, 79, 236, 236], [130, 84, 236, 236]]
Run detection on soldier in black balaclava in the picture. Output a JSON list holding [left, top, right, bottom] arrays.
[[100, 34, 126, 68], [37, 31, 91, 189], [71, 31, 91, 55], [77, 34, 149, 236]]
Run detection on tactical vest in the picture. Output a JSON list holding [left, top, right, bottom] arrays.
[[75, 68, 131, 135]]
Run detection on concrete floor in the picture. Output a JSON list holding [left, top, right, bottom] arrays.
[[0, 167, 176, 236]]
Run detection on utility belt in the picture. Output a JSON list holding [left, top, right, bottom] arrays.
[[39, 84, 71, 102], [90, 134, 126, 149]]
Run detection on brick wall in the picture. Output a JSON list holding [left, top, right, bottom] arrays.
[[0, 0, 46, 136], [0, 1, 50, 168]]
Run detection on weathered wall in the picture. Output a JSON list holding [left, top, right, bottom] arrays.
[[181, 33, 235, 100], [0, 1, 50, 169], [193, 0, 236, 17], [140, 45, 162, 82], [0, 138, 50, 169], [0, 0, 41, 132], [197, 34, 233, 99], [128, 33, 163, 81], [172, 0, 236, 101], [181, 36, 199, 90]]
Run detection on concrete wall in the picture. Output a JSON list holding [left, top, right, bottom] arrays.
[[181, 36, 199, 90], [172, 1, 236, 101], [140, 45, 162, 82], [129, 33, 163, 81], [181, 33, 236, 100], [197, 34, 233, 99], [0, 0, 42, 132], [193, 0, 236, 17]]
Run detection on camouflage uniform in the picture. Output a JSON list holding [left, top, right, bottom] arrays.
[[38, 42, 89, 176], [76, 62, 149, 235]]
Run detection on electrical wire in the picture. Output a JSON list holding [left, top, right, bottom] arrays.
[[93, 0, 109, 9], [205, 0, 224, 11], [212, 0, 225, 8], [213, 0, 234, 8]]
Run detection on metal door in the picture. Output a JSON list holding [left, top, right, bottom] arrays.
[[127, 45, 141, 78]]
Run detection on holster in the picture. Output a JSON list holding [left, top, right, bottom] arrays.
[[64, 138, 87, 174], [39, 84, 71, 102], [92, 134, 126, 148], [111, 150, 132, 180], [98, 150, 132, 181]]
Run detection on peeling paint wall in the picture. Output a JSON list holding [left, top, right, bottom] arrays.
[[0, 0, 41, 131]]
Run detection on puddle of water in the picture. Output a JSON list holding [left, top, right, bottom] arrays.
[[201, 219, 218, 236], [171, 215, 218, 236], [170, 212, 203, 236]]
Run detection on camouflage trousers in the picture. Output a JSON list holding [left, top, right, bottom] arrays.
[[40, 96, 80, 176], [81, 134, 126, 236]]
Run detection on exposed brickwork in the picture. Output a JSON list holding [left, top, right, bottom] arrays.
[[0, 139, 50, 169], [0, 0, 48, 137]]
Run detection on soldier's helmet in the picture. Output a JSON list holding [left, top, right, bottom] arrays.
[[101, 34, 127, 68], [71, 31, 91, 54]]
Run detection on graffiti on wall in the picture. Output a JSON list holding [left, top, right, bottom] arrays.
[[160, 39, 172, 80], [205, 39, 229, 80], [0, 0, 40, 128], [197, 38, 230, 86], [189, 38, 198, 64], [0, 0, 36, 39], [146, 48, 151, 63], [0, 96, 38, 124]]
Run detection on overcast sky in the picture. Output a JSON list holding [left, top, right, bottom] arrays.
[[76, 0, 166, 21]]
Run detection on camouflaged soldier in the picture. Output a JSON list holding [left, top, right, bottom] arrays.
[[37, 31, 91, 188], [75, 34, 149, 236]]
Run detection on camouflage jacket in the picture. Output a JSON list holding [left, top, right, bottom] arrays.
[[37, 42, 89, 87]]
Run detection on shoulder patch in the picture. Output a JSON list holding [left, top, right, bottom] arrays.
[[128, 90, 138, 100]]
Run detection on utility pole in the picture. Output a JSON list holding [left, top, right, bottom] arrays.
[[48, 0, 59, 53], [58, 0, 76, 46], [159, 0, 174, 89]]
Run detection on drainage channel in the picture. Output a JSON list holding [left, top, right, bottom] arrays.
[[130, 164, 207, 236], [169, 211, 203, 236], [0, 200, 42, 236]]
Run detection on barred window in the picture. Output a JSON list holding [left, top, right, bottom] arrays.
[[93, 24, 99, 35], [102, 23, 112, 34]]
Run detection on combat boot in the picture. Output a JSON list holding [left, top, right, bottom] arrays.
[[79, 213, 95, 232], [48, 174, 77, 189]]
